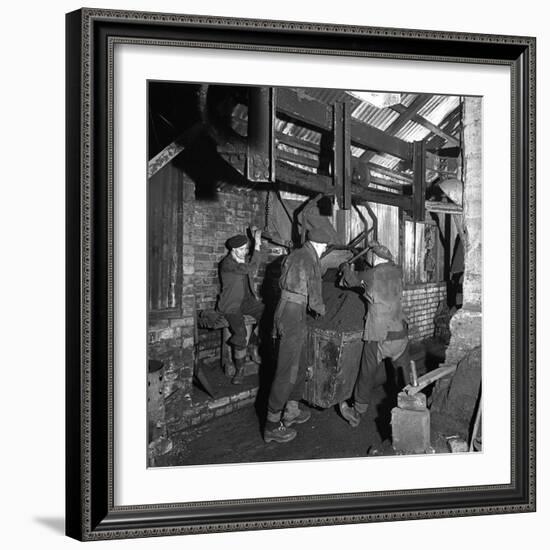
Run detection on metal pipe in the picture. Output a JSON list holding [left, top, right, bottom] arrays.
[[344, 246, 371, 265], [363, 202, 378, 242], [347, 229, 366, 249]]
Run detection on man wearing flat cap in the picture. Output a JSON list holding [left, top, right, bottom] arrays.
[[218, 228, 264, 384], [338, 242, 410, 427], [264, 226, 331, 443]]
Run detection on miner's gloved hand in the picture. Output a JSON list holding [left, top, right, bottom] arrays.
[[315, 304, 326, 317], [251, 226, 262, 250], [338, 262, 353, 287], [338, 262, 351, 276]]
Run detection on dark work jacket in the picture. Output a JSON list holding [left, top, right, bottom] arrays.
[[342, 262, 407, 342], [217, 252, 260, 314], [278, 242, 324, 315]]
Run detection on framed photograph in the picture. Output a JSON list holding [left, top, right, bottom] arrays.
[[66, 8, 536, 541]]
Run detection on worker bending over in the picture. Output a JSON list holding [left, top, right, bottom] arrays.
[[339, 242, 410, 427]]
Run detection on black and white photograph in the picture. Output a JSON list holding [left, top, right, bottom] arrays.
[[2, 0, 543, 546], [146, 82, 482, 467]]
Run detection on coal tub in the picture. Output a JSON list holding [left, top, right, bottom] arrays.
[[302, 269, 366, 409]]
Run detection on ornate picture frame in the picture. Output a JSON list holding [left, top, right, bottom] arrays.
[[66, 8, 536, 541]]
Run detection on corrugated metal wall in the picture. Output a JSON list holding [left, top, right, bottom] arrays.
[[345, 202, 452, 286], [403, 217, 452, 285], [347, 203, 400, 261]]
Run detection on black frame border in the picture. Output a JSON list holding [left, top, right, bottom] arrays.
[[66, 8, 536, 541]]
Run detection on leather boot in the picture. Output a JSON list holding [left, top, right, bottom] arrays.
[[283, 400, 311, 427], [231, 358, 245, 384], [264, 421, 297, 443], [339, 401, 367, 428], [248, 345, 261, 365], [231, 347, 247, 385]]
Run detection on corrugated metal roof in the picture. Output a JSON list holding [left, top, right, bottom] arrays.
[[394, 95, 461, 143], [299, 90, 461, 165], [299, 87, 353, 106], [275, 119, 322, 145], [351, 100, 400, 131], [350, 93, 461, 144], [232, 87, 461, 180]]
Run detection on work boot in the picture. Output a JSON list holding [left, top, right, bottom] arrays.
[[231, 357, 246, 385], [264, 421, 297, 443], [283, 400, 311, 427], [248, 345, 262, 365], [339, 401, 365, 428]]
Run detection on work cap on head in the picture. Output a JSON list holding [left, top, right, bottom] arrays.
[[226, 234, 248, 249], [369, 242, 393, 262], [307, 227, 333, 244]]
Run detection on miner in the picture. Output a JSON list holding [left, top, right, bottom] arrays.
[[264, 227, 332, 443], [338, 242, 410, 427], [217, 228, 264, 384]]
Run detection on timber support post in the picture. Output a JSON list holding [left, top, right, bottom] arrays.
[[412, 140, 426, 221]]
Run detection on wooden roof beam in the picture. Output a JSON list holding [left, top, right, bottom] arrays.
[[385, 94, 432, 135], [276, 131, 319, 154], [147, 122, 204, 178], [400, 104, 460, 147], [359, 94, 432, 163], [366, 162, 413, 184], [276, 160, 412, 210], [277, 88, 412, 161], [349, 119, 411, 160]]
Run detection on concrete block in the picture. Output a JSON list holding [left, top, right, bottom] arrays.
[[391, 407, 430, 454], [397, 391, 427, 411], [447, 437, 469, 453]]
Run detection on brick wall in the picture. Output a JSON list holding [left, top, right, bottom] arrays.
[[403, 282, 447, 342], [192, 188, 265, 311], [192, 183, 286, 371], [147, 166, 287, 393], [148, 174, 197, 437], [170, 388, 259, 433]]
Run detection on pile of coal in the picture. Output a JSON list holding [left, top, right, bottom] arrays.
[[308, 268, 366, 332]]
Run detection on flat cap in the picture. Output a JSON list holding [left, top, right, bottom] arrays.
[[369, 242, 393, 261], [226, 234, 248, 249], [307, 227, 333, 244]]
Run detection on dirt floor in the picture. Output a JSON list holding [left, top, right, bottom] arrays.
[[155, 338, 449, 468]]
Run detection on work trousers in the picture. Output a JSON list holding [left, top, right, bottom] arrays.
[[354, 339, 410, 406], [224, 296, 264, 349], [267, 300, 308, 416]]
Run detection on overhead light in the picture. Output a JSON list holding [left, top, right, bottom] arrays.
[[348, 91, 402, 109], [439, 178, 463, 205]]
